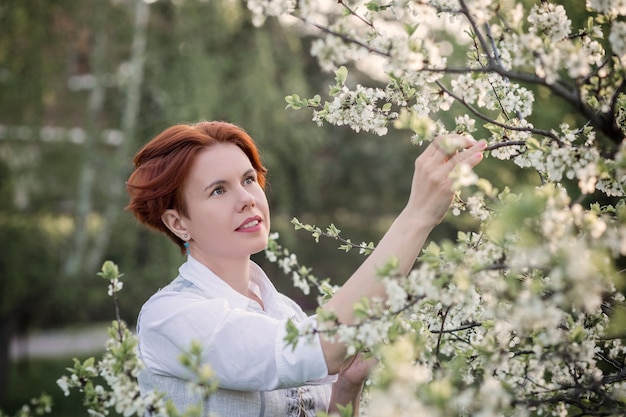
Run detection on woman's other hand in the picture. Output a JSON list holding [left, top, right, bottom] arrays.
[[329, 353, 377, 416]]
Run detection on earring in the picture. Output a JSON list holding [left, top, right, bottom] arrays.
[[183, 234, 190, 255]]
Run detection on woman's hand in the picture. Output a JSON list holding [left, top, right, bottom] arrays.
[[338, 353, 377, 387], [329, 353, 377, 416], [406, 135, 487, 226]]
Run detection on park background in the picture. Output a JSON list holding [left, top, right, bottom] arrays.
[[0, 1, 610, 416]]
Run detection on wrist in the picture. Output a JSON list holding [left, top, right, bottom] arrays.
[[396, 207, 438, 236], [334, 373, 365, 393]]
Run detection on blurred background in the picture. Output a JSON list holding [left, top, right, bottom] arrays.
[[0, 0, 587, 415]]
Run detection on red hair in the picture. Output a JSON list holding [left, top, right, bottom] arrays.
[[126, 121, 268, 253]]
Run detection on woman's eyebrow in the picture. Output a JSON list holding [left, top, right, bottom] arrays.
[[203, 169, 256, 192], [203, 179, 225, 192]]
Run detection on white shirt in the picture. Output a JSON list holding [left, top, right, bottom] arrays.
[[137, 255, 333, 391]]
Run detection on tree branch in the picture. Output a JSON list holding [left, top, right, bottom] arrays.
[[429, 321, 482, 334], [485, 141, 527, 151], [458, 0, 496, 67], [293, 3, 624, 150], [337, 0, 377, 31], [435, 80, 560, 143]]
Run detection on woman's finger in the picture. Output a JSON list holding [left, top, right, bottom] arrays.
[[448, 140, 487, 168], [426, 134, 478, 162]]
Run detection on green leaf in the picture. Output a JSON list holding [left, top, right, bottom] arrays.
[[97, 260, 122, 281], [335, 66, 348, 85], [570, 324, 586, 343], [404, 23, 418, 36], [525, 136, 542, 150], [336, 403, 354, 417], [284, 319, 300, 350], [364, 1, 380, 11], [326, 223, 341, 237], [339, 243, 352, 252], [291, 217, 305, 229], [329, 86, 341, 96], [420, 242, 442, 266], [387, 320, 404, 342], [353, 297, 371, 320], [307, 94, 321, 107], [316, 307, 338, 324], [285, 94, 299, 109], [376, 256, 399, 277], [285, 94, 306, 110]]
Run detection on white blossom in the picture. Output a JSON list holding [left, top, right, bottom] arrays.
[[609, 21, 626, 63], [587, 0, 626, 16]]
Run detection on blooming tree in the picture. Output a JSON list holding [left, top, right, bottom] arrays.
[[4, 1, 626, 417], [250, 1, 626, 416]]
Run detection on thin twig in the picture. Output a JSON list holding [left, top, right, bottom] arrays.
[[337, 0, 376, 31], [485, 140, 527, 151], [297, 15, 389, 56], [458, 0, 496, 67], [429, 321, 482, 334], [434, 306, 451, 369]]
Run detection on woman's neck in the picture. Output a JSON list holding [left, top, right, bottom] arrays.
[[195, 254, 251, 297]]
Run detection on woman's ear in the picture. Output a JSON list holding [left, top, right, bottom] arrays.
[[161, 209, 188, 239]]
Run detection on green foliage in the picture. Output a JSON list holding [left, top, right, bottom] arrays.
[[97, 261, 123, 282], [317, 402, 354, 417], [284, 319, 301, 351], [0, 394, 53, 417], [292, 218, 375, 255], [285, 94, 321, 110], [0, 217, 60, 318]]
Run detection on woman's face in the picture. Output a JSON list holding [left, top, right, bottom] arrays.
[[176, 143, 270, 265]]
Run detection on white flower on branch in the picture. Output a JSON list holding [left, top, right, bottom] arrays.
[[587, 0, 626, 16], [528, 3, 572, 42]]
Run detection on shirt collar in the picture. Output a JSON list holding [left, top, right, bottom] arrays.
[[178, 255, 278, 312]]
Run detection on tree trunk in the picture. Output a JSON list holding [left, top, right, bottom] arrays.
[[62, 0, 108, 278], [86, 0, 150, 272], [0, 313, 17, 407]]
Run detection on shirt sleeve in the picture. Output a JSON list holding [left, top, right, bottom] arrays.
[[137, 290, 330, 391]]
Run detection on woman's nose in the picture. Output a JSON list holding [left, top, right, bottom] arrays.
[[237, 188, 256, 212]]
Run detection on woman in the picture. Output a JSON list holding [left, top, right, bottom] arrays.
[[126, 120, 486, 416]]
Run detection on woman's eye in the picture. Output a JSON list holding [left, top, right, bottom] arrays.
[[244, 176, 256, 185], [210, 187, 225, 196]]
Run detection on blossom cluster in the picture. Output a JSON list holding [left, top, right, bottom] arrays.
[[55, 263, 172, 417], [281, 184, 626, 416], [249, 0, 626, 197], [52, 262, 218, 417]]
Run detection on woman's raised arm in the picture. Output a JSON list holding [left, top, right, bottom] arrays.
[[320, 135, 487, 374]]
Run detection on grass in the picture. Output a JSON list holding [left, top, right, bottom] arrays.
[[3, 353, 119, 417]]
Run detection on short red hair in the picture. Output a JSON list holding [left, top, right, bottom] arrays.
[[126, 121, 268, 253]]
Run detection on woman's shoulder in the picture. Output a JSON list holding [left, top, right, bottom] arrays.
[[160, 275, 207, 296], [140, 275, 220, 314]]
